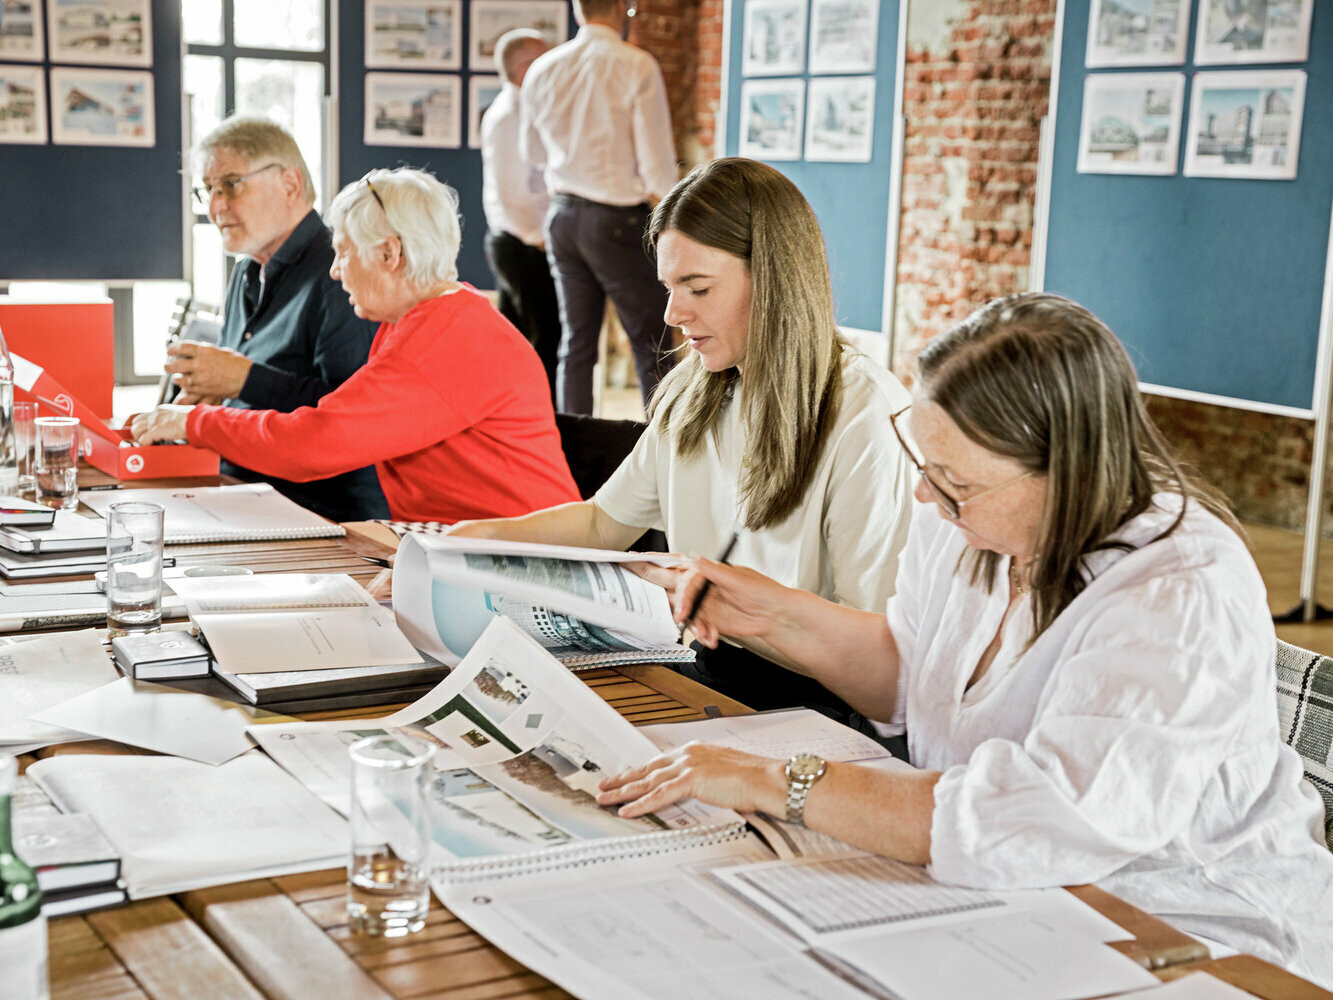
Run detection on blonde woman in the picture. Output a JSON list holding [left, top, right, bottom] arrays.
[[453, 158, 915, 721]]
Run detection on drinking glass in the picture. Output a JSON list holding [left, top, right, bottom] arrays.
[[12, 402, 36, 495], [347, 734, 432, 937], [34, 416, 80, 509], [105, 501, 165, 636]]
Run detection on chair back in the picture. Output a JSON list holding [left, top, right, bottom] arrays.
[[554, 413, 667, 552], [155, 297, 222, 405], [1274, 638, 1333, 850]]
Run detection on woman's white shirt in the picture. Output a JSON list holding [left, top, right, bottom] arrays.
[[886, 497, 1333, 986], [595, 350, 915, 616]]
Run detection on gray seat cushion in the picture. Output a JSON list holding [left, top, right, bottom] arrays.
[[1275, 638, 1333, 850]]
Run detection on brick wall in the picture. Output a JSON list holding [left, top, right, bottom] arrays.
[[629, 0, 717, 173]]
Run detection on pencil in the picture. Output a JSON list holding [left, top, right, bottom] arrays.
[[682, 530, 740, 627]]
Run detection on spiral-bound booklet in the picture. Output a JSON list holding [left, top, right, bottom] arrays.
[[393, 534, 695, 670], [81, 483, 345, 544]]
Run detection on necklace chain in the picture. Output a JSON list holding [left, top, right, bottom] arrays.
[[1008, 561, 1030, 598]]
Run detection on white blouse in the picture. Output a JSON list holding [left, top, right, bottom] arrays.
[[595, 351, 914, 617], [886, 497, 1333, 986]]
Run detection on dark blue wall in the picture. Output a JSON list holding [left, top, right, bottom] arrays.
[[337, 4, 575, 288], [1043, 0, 1333, 412], [723, 0, 901, 332], [1, 0, 184, 280]]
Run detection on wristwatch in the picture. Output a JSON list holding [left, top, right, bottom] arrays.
[[784, 752, 828, 826]]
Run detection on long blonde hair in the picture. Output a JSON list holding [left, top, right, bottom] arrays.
[[646, 158, 844, 530], [917, 293, 1242, 641]]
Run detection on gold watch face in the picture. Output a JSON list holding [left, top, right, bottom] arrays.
[[788, 753, 824, 779]]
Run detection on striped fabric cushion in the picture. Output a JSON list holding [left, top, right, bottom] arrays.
[[1275, 639, 1333, 851], [379, 520, 449, 537]]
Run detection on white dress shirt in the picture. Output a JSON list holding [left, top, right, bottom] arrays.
[[594, 350, 915, 624], [481, 84, 549, 247], [519, 24, 678, 206], [887, 497, 1333, 987]]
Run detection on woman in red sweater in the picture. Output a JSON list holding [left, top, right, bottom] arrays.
[[133, 168, 579, 523]]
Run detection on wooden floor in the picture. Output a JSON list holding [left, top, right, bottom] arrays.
[[1248, 522, 1333, 656]]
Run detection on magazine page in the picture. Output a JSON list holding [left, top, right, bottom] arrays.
[[403, 534, 688, 567], [250, 616, 741, 862], [394, 534, 684, 664]]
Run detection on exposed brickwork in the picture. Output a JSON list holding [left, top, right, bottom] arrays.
[[629, 0, 711, 173], [892, 0, 1058, 373]]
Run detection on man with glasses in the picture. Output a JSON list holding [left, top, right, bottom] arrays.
[[519, 0, 678, 414], [166, 116, 387, 522]]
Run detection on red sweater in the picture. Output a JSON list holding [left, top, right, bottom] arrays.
[[187, 287, 579, 522]]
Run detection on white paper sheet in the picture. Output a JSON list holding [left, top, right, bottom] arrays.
[[0, 629, 117, 746], [638, 708, 900, 763], [818, 911, 1159, 1000], [32, 677, 291, 765], [28, 751, 347, 898]]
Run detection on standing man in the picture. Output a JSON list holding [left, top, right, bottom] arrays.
[[167, 117, 388, 522], [520, 0, 679, 414], [482, 29, 560, 397]]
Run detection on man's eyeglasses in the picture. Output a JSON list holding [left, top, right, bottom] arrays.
[[889, 405, 1035, 520], [192, 162, 282, 207]]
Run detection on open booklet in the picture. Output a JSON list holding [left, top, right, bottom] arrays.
[[248, 615, 741, 865], [392, 534, 695, 669]]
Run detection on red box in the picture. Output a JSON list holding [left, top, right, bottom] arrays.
[[0, 300, 114, 419], [12, 354, 219, 480]]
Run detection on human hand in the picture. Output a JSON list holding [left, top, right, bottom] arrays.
[[596, 743, 786, 818], [165, 340, 253, 400], [130, 405, 193, 445], [671, 557, 795, 649], [623, 560, 687, 592], [444, 519, 505, 538]]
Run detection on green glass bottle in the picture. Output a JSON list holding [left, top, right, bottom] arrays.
[[0, 755, 48, 1000]]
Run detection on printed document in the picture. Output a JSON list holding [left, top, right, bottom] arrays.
[[393, 534, 689, 667], [0, 630, 116, 751], [170, 572, 421, 673]]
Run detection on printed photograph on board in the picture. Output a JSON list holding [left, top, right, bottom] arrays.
[[804, 75, 874, 161], [50, 66, 153, 146], [0, 63, 45, 142], [0, 0, 45, 62], [1076, 72, 1184, 175], [364, 71, 461, 147], [742, 0, 806, 77], [739, 77, 804, 160], [468, 0, 567, 72], [364, 0, 462, 70], [468, 73, 503, 148], [807, 0, 878, 74], [1183, 69, 1305, 180], [1194, 0, 1313, 65], [1085, 0, 1190, 67], [47, 0, 151, 68]]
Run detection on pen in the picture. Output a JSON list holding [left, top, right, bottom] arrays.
[[682, 530, 739, 627], [83, 484, 125, 491]]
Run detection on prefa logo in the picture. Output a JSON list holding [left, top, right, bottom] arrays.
[[81, 436, 93, 458], [125, 454, 145, 474], [53, 393, 73, 414]]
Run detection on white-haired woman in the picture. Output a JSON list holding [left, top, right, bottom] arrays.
[[134, 168, 579, 523]]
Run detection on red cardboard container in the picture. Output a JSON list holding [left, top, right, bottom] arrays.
[[0, 300, 114, 419], [12, 354, 219, 481]]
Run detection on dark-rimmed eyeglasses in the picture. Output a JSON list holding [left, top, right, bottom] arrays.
[[364, 175, 388, 214], [889, 405, 1035, 520], [192, 162, 282, 206]]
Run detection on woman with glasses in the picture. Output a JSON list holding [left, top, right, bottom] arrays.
[[133, 167, 580, 523], [597, 292, 1333, 986], [451, 157, 916, 724]]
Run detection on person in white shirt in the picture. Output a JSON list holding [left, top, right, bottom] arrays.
[[519, 0, 679, 413], [596, 292, 1333, 988], [482, 30, 559, 396], [452, 158, 915, 731]]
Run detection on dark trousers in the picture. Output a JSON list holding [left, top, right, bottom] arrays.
[[678, 640, 911, 760], [544, 194, 675, 414], [484, 228, 560, 399]]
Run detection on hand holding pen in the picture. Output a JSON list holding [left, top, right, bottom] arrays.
[[679, 530, 740, 634]]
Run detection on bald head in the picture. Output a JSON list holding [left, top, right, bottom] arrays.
[[495, 29, 549, 86]]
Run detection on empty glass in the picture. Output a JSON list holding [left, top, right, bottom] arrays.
[[12, 402, 35, 495], [347, 734, 432, 937], [34, 416, 80, 509], [105, 501, 165, 636]]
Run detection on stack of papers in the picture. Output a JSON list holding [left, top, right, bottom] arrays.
[[0, 630, 117, 754]]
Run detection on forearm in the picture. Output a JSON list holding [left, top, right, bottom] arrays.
[[756, 591, 902, 720], [802, 763, 940, 866], [449, 500, 646, 551]]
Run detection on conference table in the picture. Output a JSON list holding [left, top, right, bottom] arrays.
[[19, 472, 1333, 1000]]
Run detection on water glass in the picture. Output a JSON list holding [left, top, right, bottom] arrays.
[[347, 734, 433, 937], [13, 402, 36, 495], [34, 416, 80, 509], [105, 501, 165, 636]]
